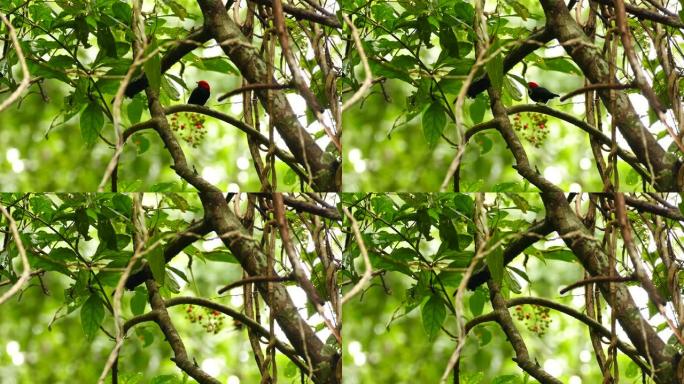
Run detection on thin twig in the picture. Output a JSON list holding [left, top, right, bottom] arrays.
[[0, 203, 30, 305], [0, 12, 31, 113]]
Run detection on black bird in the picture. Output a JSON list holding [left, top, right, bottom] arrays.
[[188, 80, 211, 106], [528, 82, 559, 104]]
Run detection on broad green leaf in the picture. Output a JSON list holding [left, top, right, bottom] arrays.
[[166, 0, 187, 20], [81, 294, 105, 341], [543, 249, 575, 262], [391, 247, 419, 261], [469, 288, 486, 316], [284, 361, 298, 378], [486, 51, 504, 92], [625, 360, 639, 378], [112, 194, 133, 215], [97, 216, 118, 250], [75, 207, 92, 240], [475, 133, 493, 154], [422, 295, 446, 341], [438, 23, 460, 58], [127, 96, 144, 124], [476, 326, 492, 346], [284, 169, 297, 185], [80, 102, 104, 147], [508, 0, 530, 20], [438, 215, 459, 250], [422, 102, 447, 149], [492, 374, 520, 384], [202, 250, 239, 263], [49, 247, 78, 261], [144, 41, 162, 93], [469, 95, 486, 124], [96, 23, 117, 58], [146, 247, 165, 285], [625, 169, 639, 186], [130, 287, 147, 316], [150, 374, 178, 384], [485, 246, 504, 284], [194, 57, 238, 75]]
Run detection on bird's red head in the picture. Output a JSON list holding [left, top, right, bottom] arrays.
[[528, 82, 539, 88], [197, 80, 210, 90]]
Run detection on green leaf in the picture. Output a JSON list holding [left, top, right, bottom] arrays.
[[543, 249, 575, 262], [166, 0, 187, 20], [144, 41, 162, 93], [284, 168, 297, 185], [485, 246, 504, 284], [625, 169, 639, 186], [422, 295, 446, 341], [508, 0, 530, 20], [492, 374, 520, 384], [422, 102, 447, 149], [145, 247, 165, 285], [130, 288, 147, 316], [133, 134, 150, 155], [49, 247, 78, 261], [194, 57, 238, 75], [475, 326, 492, 346], [202, 250, 239, 263], [167, 193, 189, 212], [150, 374, 178, 384], [112, 2, 132, 24], [469, 288, 486, 316], [390, 247, 419, 261], [625, 360, 639, 378], [112, 194, 133, 215], [474, 134, 493, 154], [438, 215, 459, 250], [80, 102, 104, 147], [75, 207, 92, 240], [284, 361, 298, 378], [486, 51, 504, 92], [135, 327, 155, 347], [97, 216, 118, 250], [438, 23, 460, 58], [127, 95, 144, 124], [81, 294, 105, 341], [96, 23, 117, 58], [469, 96, 486, 124]]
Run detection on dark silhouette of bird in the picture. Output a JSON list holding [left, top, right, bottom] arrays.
[[188, 80, 210, 106], [527, 82, 559, 104]]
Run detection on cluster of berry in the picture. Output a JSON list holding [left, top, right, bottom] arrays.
[[170, 113, 207, 148], [512, 113, 550, 148], [185, 305, 226, 334], [514, 305, 552, 336]]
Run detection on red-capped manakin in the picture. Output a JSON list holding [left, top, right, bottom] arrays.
[[527, 82, 559, 104], [188, 80, 211, 106]]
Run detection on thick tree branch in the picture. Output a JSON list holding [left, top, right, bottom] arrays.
[[465, 296, 650, 374], [540, 190, 680, 384], [165, 296, 308, 373], [466, 28, 554, 98], [467, 219, 553, 290], [539, 0, 681, 191], [198, 191, 340, 384], [466, 104, 647, 180], [125, 219, 212, 290], [595, 0, 684, 29], [197, 0, 339, 191], [249, 0, 341, 28], [145, 279, 221, 384], [486, 84, 561, 191], [487, 280, 563, 384], [124, 27, 213, 99]]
